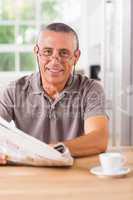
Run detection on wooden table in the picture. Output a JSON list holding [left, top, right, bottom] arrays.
[[0, 147, 132, 200]]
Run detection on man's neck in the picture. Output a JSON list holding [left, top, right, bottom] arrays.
[[42, 81, 66, 100]]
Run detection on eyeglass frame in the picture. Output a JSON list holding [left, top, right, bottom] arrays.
[[35, 44, 78, 62]]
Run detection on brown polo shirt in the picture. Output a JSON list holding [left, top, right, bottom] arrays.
[[0, 72, 106, 143]]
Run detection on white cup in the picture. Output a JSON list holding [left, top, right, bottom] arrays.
[[99, 152, 126, 174]]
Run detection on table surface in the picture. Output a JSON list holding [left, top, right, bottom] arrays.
[[0, 146, 133, 200]]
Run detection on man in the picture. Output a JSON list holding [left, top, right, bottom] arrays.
[[0, 23, 108, 163]]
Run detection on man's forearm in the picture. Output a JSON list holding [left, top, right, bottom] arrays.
[[63, 129, 108, 158]]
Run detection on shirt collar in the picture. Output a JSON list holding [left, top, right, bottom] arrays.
[[31, 72, 43, 94], [62, 74, 79, 94], [31, 72, 79, 95]]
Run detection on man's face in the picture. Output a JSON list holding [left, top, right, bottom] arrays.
[[35, 30, 80, 87]]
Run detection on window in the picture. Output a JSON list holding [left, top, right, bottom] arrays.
[[0, 0, 63, 72], [0, 0, 82, 72]]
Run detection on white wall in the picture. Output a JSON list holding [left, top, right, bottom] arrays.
[[79, 0, 103, 76]]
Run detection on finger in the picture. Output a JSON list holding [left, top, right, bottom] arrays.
[[0, 154, 7, 164]]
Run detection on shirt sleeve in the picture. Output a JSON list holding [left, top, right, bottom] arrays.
[[84, 80, 106, 120], [0, 82, 15, 122]]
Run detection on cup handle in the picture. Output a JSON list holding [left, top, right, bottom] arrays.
[[122, 156, 126, 165]]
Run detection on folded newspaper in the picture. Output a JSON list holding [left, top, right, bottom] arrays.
[[0, 117, 73, 166]]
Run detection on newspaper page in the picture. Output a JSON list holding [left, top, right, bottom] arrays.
[[0, 117, 73, 166]]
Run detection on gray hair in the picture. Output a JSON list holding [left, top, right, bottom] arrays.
[[40, 22, 79, 50]]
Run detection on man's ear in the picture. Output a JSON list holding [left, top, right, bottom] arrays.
[[74, 49, 81, 65], [34, 44, 39, 55]]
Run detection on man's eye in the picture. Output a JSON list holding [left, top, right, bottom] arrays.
[[43, 49, 52, 56], [60, 50, 70, 58]]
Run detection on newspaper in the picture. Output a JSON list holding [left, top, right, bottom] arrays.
[[0, 117, 73, 166]]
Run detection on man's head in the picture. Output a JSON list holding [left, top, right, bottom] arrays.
[[34, 22, 80, 90]]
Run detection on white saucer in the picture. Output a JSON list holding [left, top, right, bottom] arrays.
[[90, 166, 131, 177]]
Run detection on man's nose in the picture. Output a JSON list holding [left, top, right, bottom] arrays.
[[50, 50, 60, 62]]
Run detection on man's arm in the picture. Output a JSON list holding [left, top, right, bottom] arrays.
[[63, 115, 109, 157], [0, 83, 15, 122]]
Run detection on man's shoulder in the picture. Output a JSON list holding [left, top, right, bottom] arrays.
[[75, 73, 103, 91], [7, 72, 38, 92]]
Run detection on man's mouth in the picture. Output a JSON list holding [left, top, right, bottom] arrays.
[[47, 68, 64, 74]]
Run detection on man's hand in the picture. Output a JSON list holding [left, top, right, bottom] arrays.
[[0, 154, 7, 164]]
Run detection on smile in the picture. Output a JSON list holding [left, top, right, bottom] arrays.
[[47, 68, 64, 73]]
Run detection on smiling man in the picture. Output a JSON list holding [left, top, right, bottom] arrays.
[[35, 26, 80, 98], [0, 23, 108, 162]]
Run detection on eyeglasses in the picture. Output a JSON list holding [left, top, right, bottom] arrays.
[[36, 45, 76, 61]]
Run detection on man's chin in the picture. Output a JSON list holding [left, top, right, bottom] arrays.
[[47, 78, 64, 84]]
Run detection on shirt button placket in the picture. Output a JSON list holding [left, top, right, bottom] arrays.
[[49, 104, 56, 120]]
